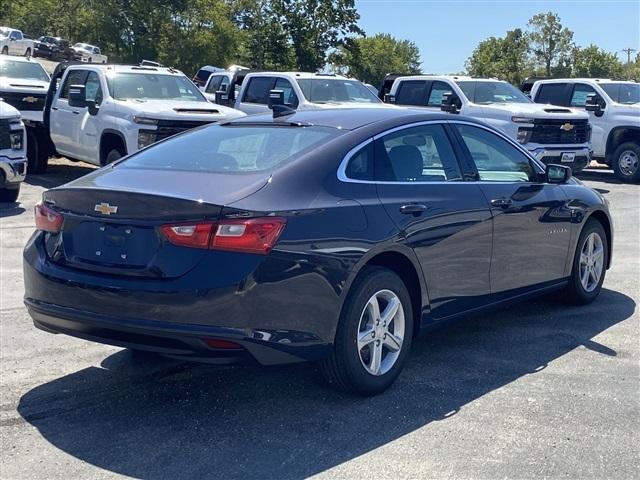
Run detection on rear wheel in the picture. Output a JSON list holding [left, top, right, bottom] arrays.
[[564, 219, 608, 305], [0, 185, 20, 203], [1, 47, 7, 55], [320, 267, 413, 395], [612, 142, 640, 183], [25, 47, 31, 57]]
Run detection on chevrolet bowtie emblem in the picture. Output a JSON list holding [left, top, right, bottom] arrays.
[[560, 122, 574, 132], [23, 96, 38, 103], [94, 202, 118, 215]]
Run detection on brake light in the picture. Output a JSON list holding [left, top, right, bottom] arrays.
[[34, 202, 63, 233], [160, 218, 286, 254]]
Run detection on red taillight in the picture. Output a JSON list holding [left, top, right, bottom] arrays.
[[34, 202, 63, 233], [160, 217, 286, 254], [204, 338, 243, 350]]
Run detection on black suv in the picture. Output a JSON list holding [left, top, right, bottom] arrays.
[[35, 36, 73, 62]]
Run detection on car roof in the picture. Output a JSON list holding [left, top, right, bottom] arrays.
[[395, 75, 505, 83], [227, 107, 478, 131], [66, 64, 185, 76], [245, 72, 350, 80], [535, 78, 638, 85]]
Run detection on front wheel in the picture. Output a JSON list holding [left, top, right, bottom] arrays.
[[320, 267, 413, 395], [1, 47, 7, 55], [564, 219, 608, 305], [612, 142, 640, 183], [104, 148, 124, 165], [25, 47, 31, 57], [0, 185, 20, 203]]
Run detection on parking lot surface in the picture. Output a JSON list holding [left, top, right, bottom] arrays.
[[1, 161, 638, 479]]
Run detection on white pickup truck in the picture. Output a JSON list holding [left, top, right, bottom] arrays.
[[33, 63, 245, 167], [530, 78, 640, 182], [385, 75, 593, 173], [0, 101, 27, 202], [0, 27, 35, 57], [72, 43, 107, 63]]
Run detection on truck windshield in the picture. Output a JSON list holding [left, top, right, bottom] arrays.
[[601, 83, 640, 104], [457, 81, 532, 104], [297, 79, 380, 104], [107, 73, 206, 102], [0, 59, 50, 82], [120, 124, 343, 173]]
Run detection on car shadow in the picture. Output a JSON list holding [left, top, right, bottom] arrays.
[[0, 202, 26, 218], [575, 168, 623, 185], [16, 288, 635, 479], [25, 161, 95, 189]]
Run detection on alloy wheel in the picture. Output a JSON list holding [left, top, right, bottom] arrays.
[[579, 232, 604, 292], [357, 289, 405, 376]]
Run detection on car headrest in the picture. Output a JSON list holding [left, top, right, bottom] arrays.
[[388, 145, 423, 181]]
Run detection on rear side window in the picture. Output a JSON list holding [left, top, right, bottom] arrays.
[[195, 69, 212, 82], [242, 77, 274, 104], [395, 81, 428, 106], [376, 124, 462, 182], [120, 125, 344, 173], [344, 143, 374, 181], [535, 83, 568, 105]]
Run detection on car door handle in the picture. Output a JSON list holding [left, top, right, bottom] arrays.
[[399, 204, 428, 215], [490, 198, 513, 208], [72, 110, 79, 115], [51, 107, 58, 111]]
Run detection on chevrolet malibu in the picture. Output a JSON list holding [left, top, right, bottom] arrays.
[[23, 109, 612, 395]]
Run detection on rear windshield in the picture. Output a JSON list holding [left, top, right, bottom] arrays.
[[106, 73, 205, 101], [297, 79, 380, 104], [457, 81, 531, 104], [120, 124, 343, 173], [601, 83, 639, 104], [0, 59, 50, 82]]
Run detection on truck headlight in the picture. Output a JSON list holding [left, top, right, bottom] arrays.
[[517, 127, 532, 144], [138, 130, 157, 149], [10, 131, 23, 150]]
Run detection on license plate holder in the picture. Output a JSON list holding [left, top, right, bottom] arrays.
[[561, 152, 576, 163]]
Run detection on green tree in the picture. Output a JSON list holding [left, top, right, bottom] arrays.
[[274, 0, 363, 71], [572, 44, 625, 78], [330, 33, 421, 86], [527, 12, 574, 76], [465, 29, 530, 84]]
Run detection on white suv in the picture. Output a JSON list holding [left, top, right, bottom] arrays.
[[45, 64, 245, 166], [235, 72, 386, 114], [387, 76, 593, 172], [531, 79, 640, 182]]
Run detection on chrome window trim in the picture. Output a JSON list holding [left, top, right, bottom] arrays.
[[337, 119, 546, 185]]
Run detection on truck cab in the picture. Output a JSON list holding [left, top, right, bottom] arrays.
[[387, 75, 593, 173], [44, 63, 245, 166], [200, 66, 250, 105], [0, 101, 27, 202], [530, 78, 640, 182], [234, 72, 385, 115], [71, 43, 107, 64]]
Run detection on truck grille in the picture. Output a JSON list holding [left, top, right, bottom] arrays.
[[155, 120, 215, 141], [529, 119, 590, 145], [0, 91, 47, 111], [0, 120, 10, 149]]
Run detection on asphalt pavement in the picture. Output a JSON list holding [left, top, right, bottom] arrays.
[[0, 160, 638, 479]]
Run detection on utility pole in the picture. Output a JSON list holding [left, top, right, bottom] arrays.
[[622, 48, 637, 79]]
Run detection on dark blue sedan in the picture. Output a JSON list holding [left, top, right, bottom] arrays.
[[23, 108, 613, 395]]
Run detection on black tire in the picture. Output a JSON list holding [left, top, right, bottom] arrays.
[[612, 142, 640, 183], [564, 219, 608, 305], [25, 48, 31, 57], [104, 147, 124, 165], [320, 267, 414, 395], [1, 47, 7, 55], [0, 185, 20, 203], [26, 129, 48, 174]]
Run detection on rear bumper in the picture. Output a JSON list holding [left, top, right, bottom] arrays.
[[0, 155, 27, 187]]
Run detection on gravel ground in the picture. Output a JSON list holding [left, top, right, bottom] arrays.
[[0, 159, 638, 479]]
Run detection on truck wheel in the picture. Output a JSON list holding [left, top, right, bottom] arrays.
[[105, 148, 124, 165], [612, 142, 640, 183], [25, 48, 32, 57], [0, 185, 20, 203], [26, 129, 48, 174], [1, 47, 7, 55]]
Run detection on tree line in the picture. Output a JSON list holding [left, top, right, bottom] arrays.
[[1, 2, 637, 86]]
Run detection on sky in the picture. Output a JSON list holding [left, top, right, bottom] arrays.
[[355, 0, 640, 74]]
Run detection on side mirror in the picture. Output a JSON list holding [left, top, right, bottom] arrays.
[[68, 84, 87, 108], [268, 89, 285, 109], [384, 93, 396, 104], [441, 92, 461, 114], [585, 93, 605, 117], [215, 90, 229, 106], [546, 164, 572, 184]]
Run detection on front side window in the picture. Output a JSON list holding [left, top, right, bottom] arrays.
[[0, 59, 50, 82], [457, 81, 531, 104], [84, 71, 103, 104], [376, 124, 462, 182], [120, 125, 343, 173], [570, 84, 598, 107], [60, 70, 88, 99], [205, 75, 223, 93], [427, 81, 453, 107], [455, 124, 535, 182], [274, 78, 299, 108], [107, 73, 205, 101], [242, 77, 273, 104], [297, 79, 379, 104], [535, 83, 568, 105], [394, 81, 428, 106], [601, 83, 640, 104]]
